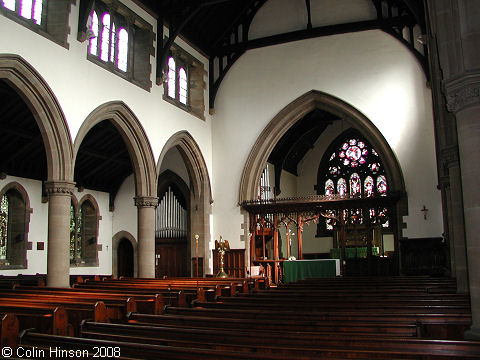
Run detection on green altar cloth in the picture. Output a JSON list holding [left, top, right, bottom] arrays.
[[283, 259, 339, 283]]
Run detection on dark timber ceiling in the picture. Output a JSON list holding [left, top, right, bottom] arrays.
[[0, 80, 47, 182], [134, 0, 427, 108], [74, 121, 133, 207], [268, 109, 339, 196]]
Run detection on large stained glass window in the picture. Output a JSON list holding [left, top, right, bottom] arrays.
[[320, 133, 390, 232], [0, 195, 8, 261]]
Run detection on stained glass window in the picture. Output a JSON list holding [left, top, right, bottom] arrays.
[[319, 132, 390, 232], [70, 199, 98, 266], [0, 195, 8, 260], [100, 13, 110, 62]]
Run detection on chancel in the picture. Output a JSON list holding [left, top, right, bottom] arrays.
[[1, 0, 480, 356]]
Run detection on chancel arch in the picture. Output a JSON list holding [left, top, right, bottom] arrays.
[[157, 131, 212, 277], [74, 102, 158, 277], [240, 90, 406, 279]]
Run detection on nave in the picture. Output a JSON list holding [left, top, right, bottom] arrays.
[[0, 274, 479, 359]]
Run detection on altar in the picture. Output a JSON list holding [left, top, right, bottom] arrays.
[[283, 259, 340, 283]]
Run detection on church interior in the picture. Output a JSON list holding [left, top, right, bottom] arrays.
[[1, 0, 480, 357]]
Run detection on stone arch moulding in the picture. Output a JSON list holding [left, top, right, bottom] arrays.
[[0, 54, 74, 182], [157, 131, 213, 275], [112, 230, 138, 278], [239, 90, 406, 204], [157, 131, 212, 204], [74, 101, 157, 199]]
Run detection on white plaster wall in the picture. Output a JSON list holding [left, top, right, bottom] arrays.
[[212, 29, 442, 249], [158, 147, 190, 187], [0, 176, 48, 275], [112, 174, 137, 244]]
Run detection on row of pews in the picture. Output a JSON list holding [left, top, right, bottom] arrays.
[[1, 275, 480, 359]]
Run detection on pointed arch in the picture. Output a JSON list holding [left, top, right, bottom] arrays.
[[157, 131, 212, 204], [0, 54, 74, 182], [74, 101, 157, 198], [112, 230, 137, 278], [239, 90, 405, 204], [157, 131, 212, 275]]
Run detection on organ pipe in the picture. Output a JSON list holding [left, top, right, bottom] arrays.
[[155, 186, 188, 238]]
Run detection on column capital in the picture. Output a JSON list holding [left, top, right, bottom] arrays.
[[44, 181, 75, 196], [134, 196, 158, 208], [445, 72, 480, 114]]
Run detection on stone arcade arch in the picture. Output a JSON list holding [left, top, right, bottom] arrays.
[[157, 131, 213, 276], [239, 90, 406, 267], [0, 54, 74, 287], [75, 102, 158, 277]]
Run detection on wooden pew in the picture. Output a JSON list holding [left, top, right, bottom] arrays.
[[0, 313, 19, 349], [21, 326, 480, 359], [164, 305, 471, 340], [0, 304, 68, 335], [10, 287, 162, 314], [127, 312, 420, 337], [78, 321, 480, 359], [0, 293, 132, 323], [19, 329, 302, 360]]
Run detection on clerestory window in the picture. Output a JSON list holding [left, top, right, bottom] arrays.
[[80, 0, 154, 91], [1, 0, 71, 47], [166, 55, 189, 106]]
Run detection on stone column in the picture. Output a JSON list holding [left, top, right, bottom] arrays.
[[134, 196, 158, 278], [45, 181, 75, 288], [446, 75, 480, 340]]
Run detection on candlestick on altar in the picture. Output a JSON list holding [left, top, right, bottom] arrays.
[[194, 234, 199, 277], [215, 236, 230, 278]]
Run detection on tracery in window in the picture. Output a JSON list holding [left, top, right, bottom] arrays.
[[320, 133, 390, 232]]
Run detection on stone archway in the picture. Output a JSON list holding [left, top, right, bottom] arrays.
[[239, 90, 406, 267], [76, 102, 158, 277], [0, 54, 74, 287], [0, 54, 73, 182], [157, 131, 213, 276]]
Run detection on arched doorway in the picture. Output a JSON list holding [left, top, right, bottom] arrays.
[[117, 238, 134, 278]]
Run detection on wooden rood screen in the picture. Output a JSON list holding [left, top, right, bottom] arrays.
[[242, 193, 403, 283]]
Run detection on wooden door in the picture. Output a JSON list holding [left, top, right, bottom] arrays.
[[117, 238, 134, 278], [155, 238, 187, 278]]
